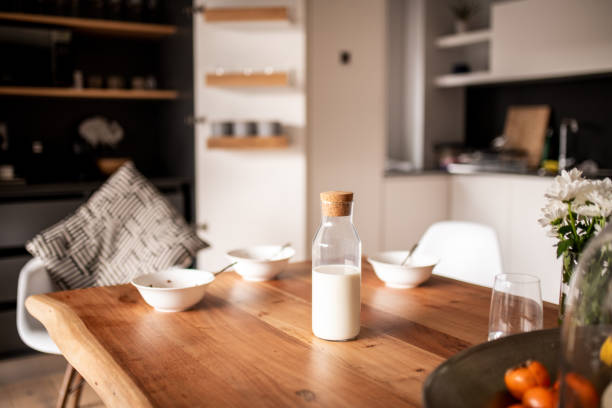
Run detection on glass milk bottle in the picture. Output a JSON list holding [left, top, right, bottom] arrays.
[[312, 191, 362, 341]]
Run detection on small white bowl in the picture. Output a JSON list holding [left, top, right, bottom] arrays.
[[131, 268, 215, 312], [226, 245, 295, 281], [367, 251, 438, 289]]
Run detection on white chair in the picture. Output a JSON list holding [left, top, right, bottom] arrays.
[[17, 257, 84, 408], [17, 258, 60, 354], [412, 221, 503, 288]]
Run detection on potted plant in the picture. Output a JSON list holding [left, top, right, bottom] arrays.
[[449, 0, 480, 33]]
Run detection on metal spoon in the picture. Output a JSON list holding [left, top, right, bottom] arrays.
[[401, 242, 419, 266], [269, 242, 292, 260], [215, 243, 292, 275], [215, 261, 237, 275]]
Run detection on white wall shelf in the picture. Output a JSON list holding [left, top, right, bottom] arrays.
[[435, 29, 491, 49], [435, 66, 612, 88]]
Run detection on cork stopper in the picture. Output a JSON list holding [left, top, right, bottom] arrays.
[[320, 191, 354, 217]]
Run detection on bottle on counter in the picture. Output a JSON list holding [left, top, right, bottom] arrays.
[[312, 191, 362, 341]]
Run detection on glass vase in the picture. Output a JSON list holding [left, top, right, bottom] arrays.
[[559, 251, 579, 323], [559, 223, 612, 407]]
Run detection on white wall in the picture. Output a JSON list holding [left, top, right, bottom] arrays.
[[387, 0, 406, 161], [403, 0, 425, 169], [194, 0, 307, 269], [307, 0, 387, 256], [392, 0, 470, 170], [450, 174, 562, 303]]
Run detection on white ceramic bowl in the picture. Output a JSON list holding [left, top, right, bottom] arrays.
[[131, 268, 215, 312], [226, 245, 295, 281], [367, 251, 438, 289]]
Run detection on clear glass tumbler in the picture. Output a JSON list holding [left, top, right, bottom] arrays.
[[488, 273, 543, 341]]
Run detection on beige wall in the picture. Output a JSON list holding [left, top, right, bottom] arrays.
[[307, 0, 387, 255]]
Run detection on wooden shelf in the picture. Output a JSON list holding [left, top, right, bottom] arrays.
[[0, 87, 178, 99], [0, 12, 177, 38], [436, 29, 491, 48], [206, 72, 289, 87], [204, 7, 288, 22], [435, 71, 492, 87], [207, 136, 289, 149], [435, 66, 612, 88]]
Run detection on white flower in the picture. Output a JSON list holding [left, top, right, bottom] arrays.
[[574, 202, 603, 217], [545, 169, 593, 202], [595, 223, 603, 234], [584, 178, 612, 218], [539, 200, 568, 227]]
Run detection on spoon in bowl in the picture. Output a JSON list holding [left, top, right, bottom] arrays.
[[400, 242, 419, 266], [215, 242, 292, 275], [269, 242, 292, 260]]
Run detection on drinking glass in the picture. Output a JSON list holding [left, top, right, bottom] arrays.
[[488, 273, 543, 341]]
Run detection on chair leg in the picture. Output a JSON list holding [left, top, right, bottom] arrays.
[[67, 373, 84, 408], [56, 363, 84, 408], [56, 363, 76, 408]]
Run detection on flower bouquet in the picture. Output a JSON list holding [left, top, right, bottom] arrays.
[[539, 169, 612, 320]]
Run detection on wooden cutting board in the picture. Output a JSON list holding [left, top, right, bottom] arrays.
[[503, 105, 551, 168]]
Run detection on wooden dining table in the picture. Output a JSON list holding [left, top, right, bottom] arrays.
[[26, 261, 558, 407]]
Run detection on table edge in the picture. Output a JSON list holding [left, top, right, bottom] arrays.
[[25, 293, 154, 408]]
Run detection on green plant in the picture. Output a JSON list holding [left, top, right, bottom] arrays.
[[539, 169, 612, 319]]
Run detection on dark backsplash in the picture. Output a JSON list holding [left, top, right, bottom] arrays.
[[465, 74, 612, 169]]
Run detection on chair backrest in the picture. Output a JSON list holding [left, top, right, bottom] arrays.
[[412, 221, 503, 288], [16, 257, 61, 354]]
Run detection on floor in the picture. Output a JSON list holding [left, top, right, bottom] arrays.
[[0, 354, 104, 408]]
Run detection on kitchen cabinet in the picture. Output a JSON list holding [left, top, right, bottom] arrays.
[[449, 175, 513, 273], [0, 199, 82, 248], [450, 174, 561, 303], [383, 173, 561, 303], [491, 0, 612, 79], [383, 174, 450, 250], [506, 177, 562, 304]]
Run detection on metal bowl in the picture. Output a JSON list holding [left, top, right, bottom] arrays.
[[423, 328, 560, 408]]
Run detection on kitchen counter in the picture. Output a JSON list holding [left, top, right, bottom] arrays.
[[384, 169, 549, 178], [384, 168, 611, 179]]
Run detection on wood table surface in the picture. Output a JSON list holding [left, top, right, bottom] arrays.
[[26, 261, 558, 408]]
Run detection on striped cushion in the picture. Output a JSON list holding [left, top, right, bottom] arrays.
[[26, 162, 208, 289]]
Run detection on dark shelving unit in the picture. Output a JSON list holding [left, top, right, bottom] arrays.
[[0, 0, 194, 357]]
